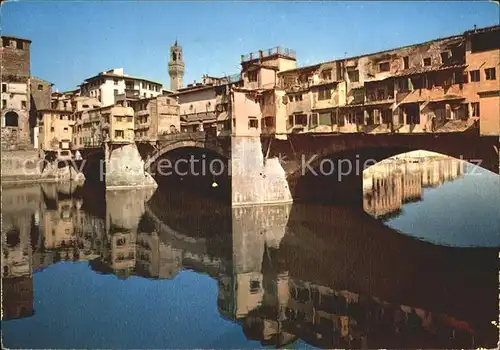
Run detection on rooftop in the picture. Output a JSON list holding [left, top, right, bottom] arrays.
[[31, 76, 54, 86], [81, 68, 163, 86], [241, 46, 296, 63], [464, 24, 500, 35], [1, 35, 32, 43], [278, 25, 492, 76]]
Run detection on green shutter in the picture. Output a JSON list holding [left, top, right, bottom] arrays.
[[318, 112, 331, 125]]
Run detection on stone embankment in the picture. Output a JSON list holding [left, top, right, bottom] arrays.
[[1, 149, 85, 186]]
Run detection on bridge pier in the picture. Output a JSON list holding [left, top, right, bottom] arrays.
[[231, 136, 292, 206], [104, 142, 157, 190]]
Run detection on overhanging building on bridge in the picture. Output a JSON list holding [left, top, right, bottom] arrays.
[[228, 25, 499, 138]]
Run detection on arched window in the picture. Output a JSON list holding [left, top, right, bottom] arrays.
[[172, 52, 177, 61], [5, 111, 19, 127]]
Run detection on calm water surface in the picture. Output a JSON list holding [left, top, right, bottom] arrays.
[[2, 157, 499, 349]]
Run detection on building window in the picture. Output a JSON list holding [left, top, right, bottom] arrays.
[[248, 118, 258, 129], [318, 86, 331, 101], [126, 116, 133, 123], [249, 280, 260, 294], [319, 112, 332, 125], [423, 58, 432, 66], [2, 83, 6, 92], [2, 38, 10, 47], [485, 68, 496, 80], [310, 113, 318, 127], [114, 130, 124, 138], [440, 52, 450, 64], [376, 89, 385, 100], [115, 116, 123, 122], [263, 116, 274, 127], [294, 114, 308, 126], [51, 127, 55, 132], [471, 102, 480, 117], [348, 70, 359, 82], [64, 127, 68, 133], [345, 112, 356, 124], [37, 84, 43, 91], [2, 100, 6, 108], [114, 89, 118, 96], [248, 71, 258, 82], [399, 78, 409, 91], [16, 40, 23, 50], [114, 79, 118, 85], [403, 56, 409, 69], [21, 100, 27, 109], [379, 62, 390, 72], [321, 69, 332, 80], [453, 71, 463, 84], [296, 94, 303, 101], [470, 70, 480, 82]]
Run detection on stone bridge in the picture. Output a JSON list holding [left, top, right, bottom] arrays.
[[79, 131, 231, 190], [140, 131, 231, 172], [258, 131, 499, 206], [79, 129, 498, 206]]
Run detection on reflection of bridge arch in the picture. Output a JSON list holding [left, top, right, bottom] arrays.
[[144, 140, 228, 173], [143, 202, 228, 278]]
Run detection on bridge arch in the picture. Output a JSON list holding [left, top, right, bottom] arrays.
[[279, 133, 499, 206], [144, 139, 228, 173]]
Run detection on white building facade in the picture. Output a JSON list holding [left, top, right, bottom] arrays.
[[79, 68, 163, 107]]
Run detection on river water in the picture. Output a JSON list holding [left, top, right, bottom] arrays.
[[1, 155, 499, 349]]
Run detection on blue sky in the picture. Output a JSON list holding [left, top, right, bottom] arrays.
[[2, 1, 499, 92]]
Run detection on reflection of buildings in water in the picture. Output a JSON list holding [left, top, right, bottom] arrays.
[[218, 203, 483, 348], [1, 185, 40, 321], [363, 156, 466, 219], [40, 184, 102, 262], [136, 231, 183, 279], [103, 230, 137, 277], [229, 268, 477, 349], [1, 276, 34, 320], [1, 185, 486, 347], [105, 189, 156, 233], [219, 205, 292, 320]]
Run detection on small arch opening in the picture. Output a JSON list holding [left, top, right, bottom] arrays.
[[5, 111, 19, 127]]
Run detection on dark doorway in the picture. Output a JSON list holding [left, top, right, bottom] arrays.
[[5, 111, 19, 127]]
